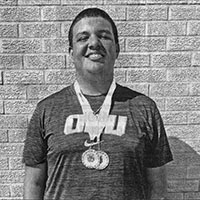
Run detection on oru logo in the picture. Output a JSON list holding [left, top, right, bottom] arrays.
[[64, 114, 127, 136]]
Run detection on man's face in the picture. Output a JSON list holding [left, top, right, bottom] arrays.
[[69, 17, 119, 79]]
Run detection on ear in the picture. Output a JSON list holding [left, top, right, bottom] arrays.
[[115, 44, 120, 59], [68, 47, 74, 65], [69, 46, 73, 56], [69, 47, 74, 61]]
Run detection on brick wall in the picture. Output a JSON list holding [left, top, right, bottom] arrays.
[[0, 0, 200, 199]]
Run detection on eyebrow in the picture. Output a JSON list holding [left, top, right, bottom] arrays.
[[98, 30, 113, 35], [75, 29, 113, 37], [75, 31, 89, 37]]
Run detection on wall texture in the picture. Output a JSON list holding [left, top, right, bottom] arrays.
[[0, 0, 200, 199]]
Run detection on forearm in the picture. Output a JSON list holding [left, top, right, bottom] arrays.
[[149, 189, 167, 200], [23, 164, 47, 200], [147, 166, 168, 200], [24, 182, 45, 200], [149, 180, 167, 200]]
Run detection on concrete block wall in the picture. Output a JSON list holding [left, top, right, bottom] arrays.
[[0, 0, 200, 199]]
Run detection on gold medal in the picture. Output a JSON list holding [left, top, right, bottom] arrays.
[[81, 149, 100, 169], [95, 150, 109, 170]]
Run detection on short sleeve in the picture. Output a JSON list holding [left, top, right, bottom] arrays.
[[22, 104, 47, 166], [144, 102, 173, 168]]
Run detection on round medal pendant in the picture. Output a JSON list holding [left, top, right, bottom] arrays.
[[82, 149, 100, 169], [95, 151, 109, 170]]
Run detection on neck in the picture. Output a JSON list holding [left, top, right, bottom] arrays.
[[76, 76, 113, 96]]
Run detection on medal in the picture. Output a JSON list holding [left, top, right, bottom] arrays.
[[82, 139, 110, 170], [81, 149, 110, 170], [74, 80, 116, 170], [81, 149, 100, 169], [96, 150, 109, 170]]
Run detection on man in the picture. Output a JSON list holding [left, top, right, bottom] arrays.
[[23, 7, 173, 200]]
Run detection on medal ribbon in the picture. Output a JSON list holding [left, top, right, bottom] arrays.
[[74, 80, 116, 141]]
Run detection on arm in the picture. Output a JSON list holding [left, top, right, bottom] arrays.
[[146, 165, 168, 200], [23, 162, 47, 200]]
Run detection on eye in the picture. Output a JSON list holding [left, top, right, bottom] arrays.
[[98, 32, 113, 41], [77, 35, 89, 42], [99, 34, 111, 40]]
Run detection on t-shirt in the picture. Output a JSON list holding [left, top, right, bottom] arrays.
[[23, 83, 173, 200]]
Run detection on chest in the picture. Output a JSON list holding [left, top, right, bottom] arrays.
[[44, 99, 150, 162]]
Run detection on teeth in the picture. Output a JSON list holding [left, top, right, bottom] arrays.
[[89, 54, 102, 60]]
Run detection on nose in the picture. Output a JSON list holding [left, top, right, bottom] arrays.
[[88, 35, 100, 50]]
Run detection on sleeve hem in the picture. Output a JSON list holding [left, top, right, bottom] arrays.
[[145, 156, 173, 168]]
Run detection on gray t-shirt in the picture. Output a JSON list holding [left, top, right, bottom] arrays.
[[23, 83, 173, 200]]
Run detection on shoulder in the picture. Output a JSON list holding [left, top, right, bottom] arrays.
[[37, 84, 74, 109], [114, 84, 156, 108]]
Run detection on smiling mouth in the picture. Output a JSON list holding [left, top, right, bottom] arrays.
[[88, 54, 103, 60], [86, 52, 105, 61]]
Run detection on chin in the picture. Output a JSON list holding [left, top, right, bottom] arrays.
[[87, 64, 105, 73]]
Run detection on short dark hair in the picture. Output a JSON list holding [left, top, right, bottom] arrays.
[[68, 7, 119, 50]]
